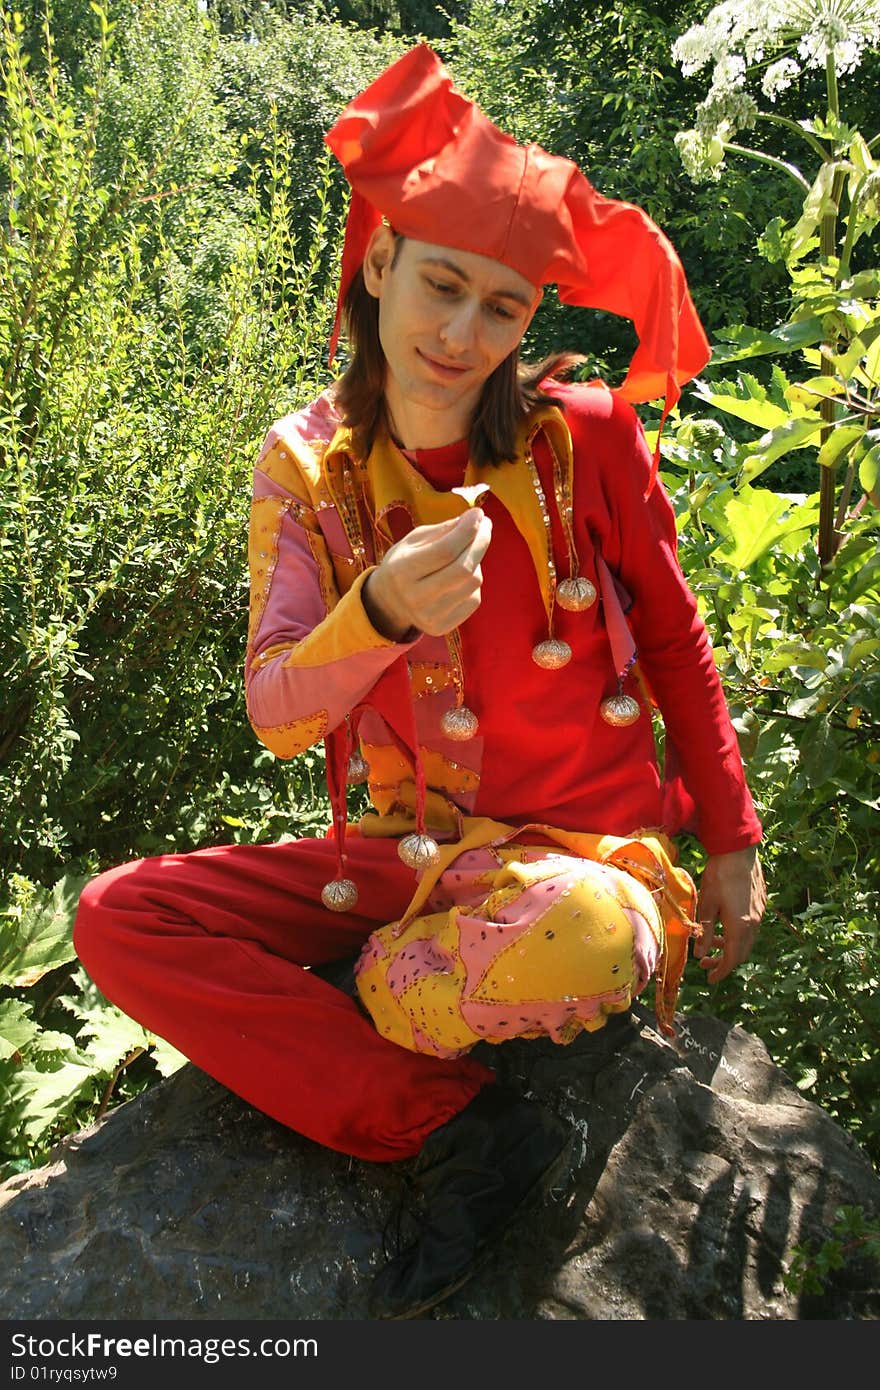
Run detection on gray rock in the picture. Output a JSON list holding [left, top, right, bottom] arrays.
[[1, 1007, 877, 1319]]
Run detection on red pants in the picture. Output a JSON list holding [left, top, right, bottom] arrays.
[[73, 834, 493, 1162]]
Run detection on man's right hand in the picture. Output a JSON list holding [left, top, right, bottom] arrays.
[[363, 508, 493, 641]]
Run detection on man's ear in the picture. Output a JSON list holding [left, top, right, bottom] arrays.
[[362, 224, 398, 298]]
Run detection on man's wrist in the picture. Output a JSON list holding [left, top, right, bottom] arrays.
[[362, 570, 417, 643]]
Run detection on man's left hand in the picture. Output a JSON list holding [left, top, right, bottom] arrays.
[[693, 845, 767, 985]]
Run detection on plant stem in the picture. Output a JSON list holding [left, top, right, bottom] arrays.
[[835, 456, 857, 531], [817, 52, 842, 571], [837, 175, 866, 283], [95, 1047, 146, 1121], [722, 141, 811, 192], [757, 111, 828, 163]]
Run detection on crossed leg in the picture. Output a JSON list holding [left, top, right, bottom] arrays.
[[73, 831, 493, 1161]]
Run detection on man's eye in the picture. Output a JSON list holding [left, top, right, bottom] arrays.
[[488, 302, 516, 321], [427, 278, 456, 295]]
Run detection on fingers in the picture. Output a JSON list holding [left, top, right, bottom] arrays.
[[693, 885, 719, 959], [405, 509, 489, 577], [696, 918, 758, 984], [375, 509, 493, 636], [693, 848, 765, 983]]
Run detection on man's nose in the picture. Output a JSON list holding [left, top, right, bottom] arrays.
[[439, 299, 479, 353]]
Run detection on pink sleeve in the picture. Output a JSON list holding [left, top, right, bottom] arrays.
[[244, 432, 417, 761], [575, 392, 762, 855]]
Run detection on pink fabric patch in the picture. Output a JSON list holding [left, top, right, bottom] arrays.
[[410, 1023, 465, 1059], [259, 391, 340, 464], [383, 936, 458, 998], [461, 986, 630, 1043], [625, 905, 659, 994]]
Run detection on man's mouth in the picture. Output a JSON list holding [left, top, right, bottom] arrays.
[[417, 348, 471, 378]]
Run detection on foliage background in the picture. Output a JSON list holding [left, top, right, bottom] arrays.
[[1, 0, 877, 1216]]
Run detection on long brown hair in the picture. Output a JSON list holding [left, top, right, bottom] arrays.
[[333, 239, 585, 468]]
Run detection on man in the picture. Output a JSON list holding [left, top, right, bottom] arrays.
[[74, 44, 766, 1319]]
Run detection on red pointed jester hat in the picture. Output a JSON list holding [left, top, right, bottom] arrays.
[[324, 43, 710, 453]]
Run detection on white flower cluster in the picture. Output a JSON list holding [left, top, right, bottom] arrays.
[[673, 2, 880, 178], [761, 56, 800, 98], [673, 0, 880, 85], [675, 127, 728, 182], [695, 88, 759, 137]]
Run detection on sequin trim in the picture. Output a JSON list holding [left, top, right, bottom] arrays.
[[247, 496, 291, 652], [250, 709, 329, 748]]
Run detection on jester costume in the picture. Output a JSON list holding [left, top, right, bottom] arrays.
[[74, 45, 761, 1173]]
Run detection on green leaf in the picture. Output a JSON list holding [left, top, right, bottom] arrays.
[[843, 270, 880, 298], [864, 329, 880, 386], [709, 317, 826, 366], [784, 376, 844, 407], [741, 415, 826, 482], [74, 999, 152, 1075], [830, 778, 880, 810], [818, 424, 864, 469], [695, 390, 790, 431], [858, 437, 880, 496], [831, 318, 880, 380], [788, 163, 839, 262], [0, 875, 87, 988], [764, 642, 827, 672], [0, 999, 39, 1061], [787, 694, 822, 717], [711, 488, 819, 571], [31, 1030, 81, 1058], [844, 635, 880, 667], [149, 1035, 187, 1077], [5, 1062, 95, 1144], [800, 721, 840, 785]]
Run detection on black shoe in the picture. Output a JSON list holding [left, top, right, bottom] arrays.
[[368, 1084, 573, 1320]]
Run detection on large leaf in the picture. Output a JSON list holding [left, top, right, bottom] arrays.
[[5, 1061, 95, 1144], [75, 999, 152, 1075], [711, 487, 820, 571], [857, 434, 880, 497], [763, 642, 827, 673], [865, 328, 880, 386], [788, 162, 839, 262], [799, 721, 841, 785], [844, 636, 880, 667], [741, 415, 826, 483], [0, 875, 87, 988], [784, 376, 845, 407], [831, 318, 880, 380], [695, 390, 791, 431], [709, 317, 826, 366], [830, 778, 880, 811]]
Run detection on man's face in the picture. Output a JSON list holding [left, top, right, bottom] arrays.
[[362, 228, 541, 447]]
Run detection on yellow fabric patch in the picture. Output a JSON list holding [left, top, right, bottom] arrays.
[[359, 743, 477, 819], [257, 440, 316, 503], [250, 710, 329, 759], [409, 661, 453, 698], [247, 496, 289, 649], [280, 569, 398, 669]]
